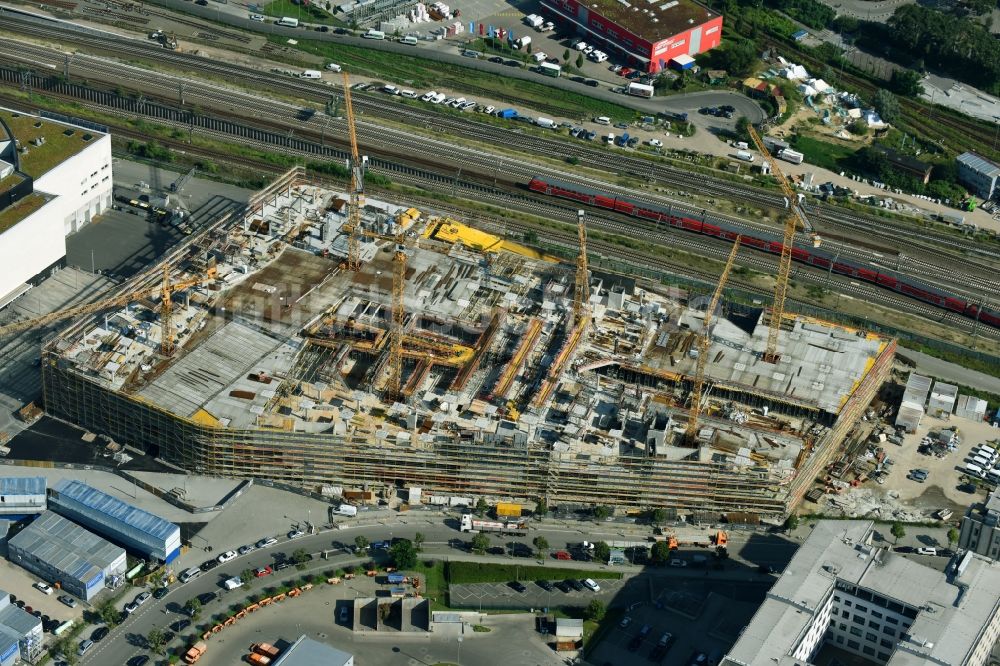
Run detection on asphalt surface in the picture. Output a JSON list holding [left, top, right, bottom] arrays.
[[77, 519, 798, 665]]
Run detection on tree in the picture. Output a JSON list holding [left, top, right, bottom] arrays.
[[576, 53, 584, 69], [650, 508, 667, 526], [97, 599, 120, 628], [414, 532, 425, 551], [651, 540, 672, 564], [526, 42, 532, 54], [291, 548, 310, 565], [240, 568, 255, 587], [593, 505, 611, 521], [355, 535, 370, 552], [535, 498, 548, 517], [735, 116, 751, 143], [52, 636, 78, 665], [184, 597, 201, 621], [890, 522, 906, 544], [783, 514, 800, 532], [533, 536, 550, 557], [873, 89, 900, 124], [390, 539, 418, 569], [563, 48, 570, 62], [848, 119, 868, 136], [717, 41, 758, 77], [947, 528, 959, 546], [475, 498, 489, 517], [471, 532, 491, 555], [584, 599, 606, 621], [147, 627, 167, 655], [888, 69, 924, 98], [593, 541, 611, 564]]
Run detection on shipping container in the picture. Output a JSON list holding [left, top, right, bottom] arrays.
[[496, 502, 522, 517]]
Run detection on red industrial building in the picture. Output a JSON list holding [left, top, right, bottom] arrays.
[[540, 0, 722, 72]]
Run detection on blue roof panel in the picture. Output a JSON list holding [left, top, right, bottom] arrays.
[[0, 477, 46, 496], [52, 480, 179, 542]]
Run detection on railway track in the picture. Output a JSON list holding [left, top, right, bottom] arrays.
[[6, 12, 996, 266], [5, 43, 993, 302]]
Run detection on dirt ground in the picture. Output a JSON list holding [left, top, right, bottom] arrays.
[[872, 413, 1000, 507]]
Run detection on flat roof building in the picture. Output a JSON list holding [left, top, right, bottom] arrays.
[[0, 477, 46, 518], [723, 520, 1000, 666], [272, 636, 353, 666], [540, 0, 722, 72], [7, 511, 126, 601], [959, 485, 1000, 560], [0, 589, 43, 666], [957, 152, 1000, 200], [48, 479, 181, 563]]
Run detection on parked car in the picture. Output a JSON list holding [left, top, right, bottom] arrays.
[[583, 578, 601, 592], [669, 559, 688, 567], [256, 536, 278, 548], [152, 587, 170, 600], [197, 592, 217, 605], [33, 582, 53, 595], [585, 79, 599, 87], [648, 139, 663, 147], [57, 595, 76, 608], [274, 561, 291, 571], [255, 566, 273, 578], [554, 581, 571, 593], [620, 616, 632, 628], [128, 656, 151, 666], [288, 529, 306, 539], [200, 559, 219, 572], [566, 579, 584, 591], [237, 544, 256, 556], [170, 619, 191, 633], [91, 626, 110, 642], [508, 581, 527, 593], [488, 56, 503, 63], [134, 591, 151, 605]]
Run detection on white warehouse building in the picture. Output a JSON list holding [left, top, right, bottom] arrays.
[[0, 477, 46, 518], [723, 520, 1000, 666], [0, 108, 112, 309]]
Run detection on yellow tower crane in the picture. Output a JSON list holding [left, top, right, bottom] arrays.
[[0, 267, 213, 353], [573, 209, 590, 325], [685, 236, 741, 445], [342, 71, 365, 271], [387, 240, 407, 400], [746, 124, 820, 363]]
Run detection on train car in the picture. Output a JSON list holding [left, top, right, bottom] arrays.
[[526, 175, 997, 330]]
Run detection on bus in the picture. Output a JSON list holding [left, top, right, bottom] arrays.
[[539, 62, 561, 77]]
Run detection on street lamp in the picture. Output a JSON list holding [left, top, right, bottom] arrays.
[[457, 635, 463, 665]]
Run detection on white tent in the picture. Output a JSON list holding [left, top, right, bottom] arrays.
[[798, 83, 817, 96], [808, 78, 832, 93], [782, 64, 808, 80]]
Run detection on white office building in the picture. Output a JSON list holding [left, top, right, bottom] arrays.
[[723, 520, 1000, 666], [0, 108, 112, 309]]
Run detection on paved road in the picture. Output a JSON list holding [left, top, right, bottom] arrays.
[[815, 0, 913, 22], [79, 518, 796, 665], [897, 346, 1000, 396]]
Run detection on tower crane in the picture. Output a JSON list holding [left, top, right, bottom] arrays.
[[387, 240, 406, 400], [685, 236, 740, 445], [0, 267, 213, 354], [573, 209, 590, 325], [746, 124, 820, 363], [342, 71, 366, 271]]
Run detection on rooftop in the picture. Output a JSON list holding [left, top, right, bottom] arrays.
[[0, 477, 46, 496], [0, 589, 41, 639], [8, 511, 124, 583], [51, 479, 180, 542], [0, 192, 50, 235], [723, 520, 1000, 666], [957, 151, 1000, 178], [578, 0, 719, 44], [0, 109, 103, 179], [273, 635, 352, 666]]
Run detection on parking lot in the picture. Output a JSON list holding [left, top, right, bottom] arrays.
[[0, 557, 83, 626], [590, 577, 769, 666], [450, 575, 634, 610]]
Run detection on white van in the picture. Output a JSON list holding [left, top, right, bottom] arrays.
[[325, 63, 342, 72], [223, 576, 243, 590], [300, 70, 322, 79], [594, 116, 611, 125], [399, 35, 418, 45], [431, 93, 446, 104], [179, 568, 201, 584], [383, 84, 399, 95], [915, 547, 937, 556], [364, 29, 385, 40], [973, 455, 991, 468], [966, 462, 984, 477], [400, 89, 417, 98]]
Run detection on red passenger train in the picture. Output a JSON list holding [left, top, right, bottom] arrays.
[[527, 176, 1000, 330]]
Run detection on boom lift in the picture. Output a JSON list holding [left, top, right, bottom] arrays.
[[685, 237, 740, 444], [746, 125, 820, 363]]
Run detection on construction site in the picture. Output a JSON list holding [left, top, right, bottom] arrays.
[[19, 93, 895, 520]]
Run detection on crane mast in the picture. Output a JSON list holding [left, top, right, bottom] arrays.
[[685, 237, 741, 445], [388, 242, 406, 400], [342, 71, 365, 271], [746, 124, 818, 363], [573, 209, 590, 325]]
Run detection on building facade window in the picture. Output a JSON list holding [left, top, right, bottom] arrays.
[[848, 640, 860, 650], [850, 627, 863, 637], [866, 632, 878, 642]]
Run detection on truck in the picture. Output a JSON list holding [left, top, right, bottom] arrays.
[[334, 504, 358, 517], [735, 150, 754, 162], [223, 576, 243, 590], [535, 117, 556, 129], [627, 82, 655, 98], [183, 642, 207, 664], [778, 148, 804, 165], [247, 654, 271, 666], [514, 36, 531, 49], [496, 502, 522, 518], [275, 16, 299, 27], [460, 514, 526, 534], [524, 13, 544, 28], [252, 643, 281, 659], [497, 108, 518, 119]]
